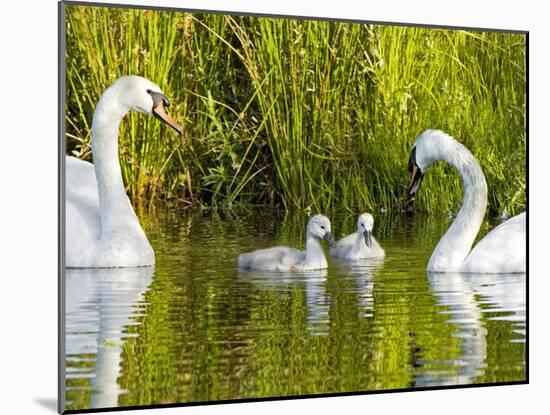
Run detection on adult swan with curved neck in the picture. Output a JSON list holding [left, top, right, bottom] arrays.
[[407, 129, 526, 273], [66, 76, 183, 268]]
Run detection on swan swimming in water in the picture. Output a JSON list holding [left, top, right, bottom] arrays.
[[407, 129, 526, 273], [237, 214, 336, 271], [330, 213, 385, 260], [66, 76, 183, 268]]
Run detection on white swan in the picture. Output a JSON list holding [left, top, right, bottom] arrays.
[[66, 76, 182, 268], [330, 213, 385, 260], [407, 129, 526, 273], [237, 214, 336, 271]]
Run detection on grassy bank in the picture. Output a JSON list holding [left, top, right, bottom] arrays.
[[65, 5, 526, 216]]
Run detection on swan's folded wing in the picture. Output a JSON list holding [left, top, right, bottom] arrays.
[[330, 233, 356, 257], [370, 236, 386, 258], [463, 212, 526, 273], [66, 156, 99, 206], [66, 156, 101, 267], [238, 246, 303, 271], [331, 233, 385, 259]]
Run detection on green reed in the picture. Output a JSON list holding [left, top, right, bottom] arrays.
[[65, 5, 526, 216]]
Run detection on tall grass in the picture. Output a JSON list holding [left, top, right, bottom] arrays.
[[65, 5, 526, 216]]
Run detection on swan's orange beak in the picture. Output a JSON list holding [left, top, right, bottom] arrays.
[[153, 100, 183, 135], [407, 146, 423, 200], [407, 163, 424, 199]]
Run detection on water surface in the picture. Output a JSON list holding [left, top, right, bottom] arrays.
[[65, 209, 526, 410]]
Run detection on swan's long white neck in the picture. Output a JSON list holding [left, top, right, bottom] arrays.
[[304, 236, 327, 266], [352, 231, 366, 253], [427, 138, 487, 271], [91, 89, 135, 233]]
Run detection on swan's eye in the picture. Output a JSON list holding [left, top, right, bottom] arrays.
[[361, 223, 365, 227], [320, 225, 325, 230]]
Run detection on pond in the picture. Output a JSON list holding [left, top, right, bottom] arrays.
[[64, 208, 526, 411]]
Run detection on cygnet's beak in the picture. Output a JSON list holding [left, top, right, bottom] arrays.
[[363, 229, 373, 248], [323, 231, 336, 248]]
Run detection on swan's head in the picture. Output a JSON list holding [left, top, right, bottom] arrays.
[[307, 214, 336, 247], [108, 76, 183, 134], [407, 129, 454, 198], [357, 213, 374, 248]]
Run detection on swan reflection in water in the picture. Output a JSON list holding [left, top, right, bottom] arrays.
[[238, 269, 331, 335], [332, 257, 384, 318], [65, 267, 153, 409], [415, 272, 526, 387], [238, 258, 384, 335]]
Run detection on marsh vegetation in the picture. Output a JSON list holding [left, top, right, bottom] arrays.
[[65, 6, 526, 216]]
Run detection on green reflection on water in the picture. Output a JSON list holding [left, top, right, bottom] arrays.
[[65, 209, 526, 410]]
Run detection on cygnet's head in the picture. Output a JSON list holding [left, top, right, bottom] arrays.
[[307, 214, 335, 247], [104, 76, 183, 134], [407, 129, 457, 199], [356, 213, 374, 248]]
